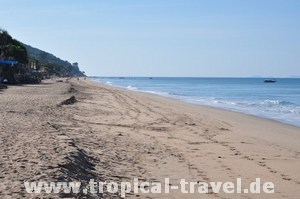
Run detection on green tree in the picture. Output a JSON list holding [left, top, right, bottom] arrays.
[[0, 29, 28, 64]]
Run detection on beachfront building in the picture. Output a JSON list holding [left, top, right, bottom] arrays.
[[0, 60, 18, 83], [0, 60, 40, 84], [29, 60, 37, 70]]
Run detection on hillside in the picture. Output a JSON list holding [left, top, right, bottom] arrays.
[[0, 29, 28, 64], [1, 28, 85, 77], [23, 43, 85, 77]]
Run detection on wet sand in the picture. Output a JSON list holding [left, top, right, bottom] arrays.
[[0, 78, 299, 198]]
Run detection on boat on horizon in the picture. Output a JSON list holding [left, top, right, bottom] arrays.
[[264, 79, 276, 83]]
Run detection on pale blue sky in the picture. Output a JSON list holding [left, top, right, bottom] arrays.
[[1, 0, 300, 77]]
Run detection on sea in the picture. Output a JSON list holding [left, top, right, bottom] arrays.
[[90, 77, 300, 128]]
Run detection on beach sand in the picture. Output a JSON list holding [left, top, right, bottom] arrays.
[[0, 78, 299, 198]]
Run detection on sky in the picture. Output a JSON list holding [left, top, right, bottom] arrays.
[[1, 0, 300, 77]]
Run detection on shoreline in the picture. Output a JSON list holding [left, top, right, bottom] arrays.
[[1, 78, 299, 198], [91, 78, 300, 129]]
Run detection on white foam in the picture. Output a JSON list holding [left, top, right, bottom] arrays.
[[126, 85, 138, 90]]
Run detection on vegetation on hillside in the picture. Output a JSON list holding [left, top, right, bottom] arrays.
[[0, 29, 28, 64], [23, 43, 85, 76], [0, 28, 85, 77]]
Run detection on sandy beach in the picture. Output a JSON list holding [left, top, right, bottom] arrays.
[[0, 78, 299, 198]]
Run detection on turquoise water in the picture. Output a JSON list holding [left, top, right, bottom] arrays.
[[91, 77, 300, 127]]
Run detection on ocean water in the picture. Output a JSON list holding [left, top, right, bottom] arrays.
[[91, 77, 300, 127]]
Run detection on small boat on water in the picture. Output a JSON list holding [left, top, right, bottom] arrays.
[[264, 79, 276, 83]]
